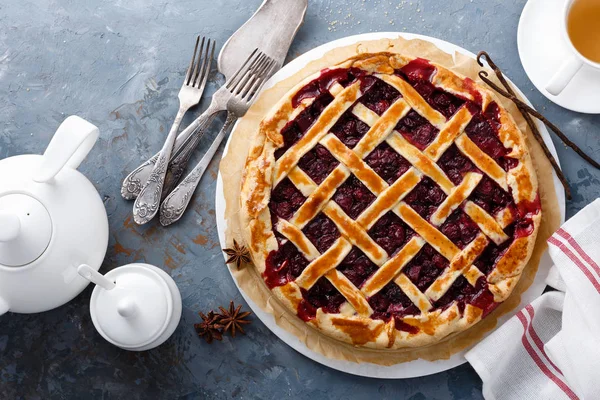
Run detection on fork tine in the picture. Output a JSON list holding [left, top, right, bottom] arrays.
[[255, 59, 276, 89], [244, 59, 275, 101], [247, 52, 266, 71], [232, 53, 267, 96], [226, 49, 258, 90], [185, 36, 200, 86], [239, 56, 270, 98], [194, 39, 211, 87], [245, 56, 271, 86], [233, 57, 262, 95], [226, 49, 259, 90], [194, 37, 208, 86], [191, 37, 205, 86], [195, 38, 213, 89]]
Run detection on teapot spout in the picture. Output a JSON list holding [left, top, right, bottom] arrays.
[[0, 297, 9, 316]]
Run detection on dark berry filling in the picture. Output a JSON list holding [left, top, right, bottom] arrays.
[[439, 209, 480, 249], [359, 76, 402, 115], [368, 211, 414, 256], [302, 212, 340, 253], [403, 244, 449, 291], [499, 157, 519, 172], [468, 279, 498, 317], [296, 298, 318, 322], [434, 276, 497, 317], [395, 318, 420, 334], [426, 89, 466, 119], [403, 177, 447, 220], [369, 282, 419, 320], [514, 194, 541, 238], [297, 144, 339, 184], [474, 224, 515, 276], [398, 59, 465, 119], [515, 217, 535, 239], [277, 68, 368, 160], [269, 178, 306, 220], [470, 176, 513, 216], [332, 175, 376, 220], [292, 68, 361, 108], [364, 142, 412, 185], [396, 109, 440, 150], [274, 93, 334, 159], [263, 241, 310, 289], [517, 194, 541, 217], [298, 277, 346, 321], [330, 110, 371, 149], [464, 102, 508, 160], [336, 247, 379, 288], [399, 58, 437, 82], [463, 77, 484, 106], [437, 144, 480, 185]]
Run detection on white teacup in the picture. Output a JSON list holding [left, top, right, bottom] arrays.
[[545, 0, 600, 96]]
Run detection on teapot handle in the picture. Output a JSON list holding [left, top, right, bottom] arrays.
[[33, 116, 99, 183]]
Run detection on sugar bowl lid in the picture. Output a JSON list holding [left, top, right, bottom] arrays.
[[81, 263, 182, 351]]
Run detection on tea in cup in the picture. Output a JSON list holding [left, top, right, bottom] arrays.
[[545, 0, 600, 95]]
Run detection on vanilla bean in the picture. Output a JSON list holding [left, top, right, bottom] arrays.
[[478, 71, 600, 172], [477, 51, 573, 199]]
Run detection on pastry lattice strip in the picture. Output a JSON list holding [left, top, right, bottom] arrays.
[[272, 73, 517, 316]]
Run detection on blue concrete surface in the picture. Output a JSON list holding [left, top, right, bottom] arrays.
[[0, 0, 598, 398]]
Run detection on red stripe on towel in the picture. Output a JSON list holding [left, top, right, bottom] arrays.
[[556, 228, 600, 277], [548, 236, 600, 293], [516, 311, 579, 400], [524, 305, 563, 374]]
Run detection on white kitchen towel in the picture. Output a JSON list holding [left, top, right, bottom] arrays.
[[465, 199, 600, 400]]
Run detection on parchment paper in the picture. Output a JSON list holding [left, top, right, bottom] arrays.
[[219, 37, 561, 365]]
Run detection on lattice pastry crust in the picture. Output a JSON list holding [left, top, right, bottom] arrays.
[[239, 53, 541, 349]]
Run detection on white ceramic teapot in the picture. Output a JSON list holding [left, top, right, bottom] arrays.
[[0, 116, 109, 315]]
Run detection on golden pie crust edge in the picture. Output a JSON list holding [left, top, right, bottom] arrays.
[[238, 52, 541, 349]]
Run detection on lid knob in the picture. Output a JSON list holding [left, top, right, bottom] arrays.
[[0, 212, 21, 242], [117, 298, 139, 318]]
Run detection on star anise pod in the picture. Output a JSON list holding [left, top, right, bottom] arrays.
[[217, 301, 252, 337], [223, 239, 251, 269], [194, 311, 224, 344]]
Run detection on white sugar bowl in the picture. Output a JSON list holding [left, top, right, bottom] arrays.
[[78, 263, 182, 351]]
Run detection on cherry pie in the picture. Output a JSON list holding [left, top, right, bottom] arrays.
[[240, 53, 541, 349]]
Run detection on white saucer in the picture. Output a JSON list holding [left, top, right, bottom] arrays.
[[518, 0, 600, 113], [216, 32, 566, 378]]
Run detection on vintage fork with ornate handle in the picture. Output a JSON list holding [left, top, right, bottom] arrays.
[[159, 53, 275, 226], [120, 112, 217, 201], [131, 36, 215, 224]]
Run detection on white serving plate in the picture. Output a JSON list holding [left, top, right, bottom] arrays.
[[215, 32, 566, 379]]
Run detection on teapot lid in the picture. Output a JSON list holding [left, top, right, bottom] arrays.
[[0, 194, 52, 267], [90, 264, 174, 349]]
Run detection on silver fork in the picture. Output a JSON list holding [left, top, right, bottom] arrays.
[[159, 51, 275, 226], [132, 36, 215, 225]]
